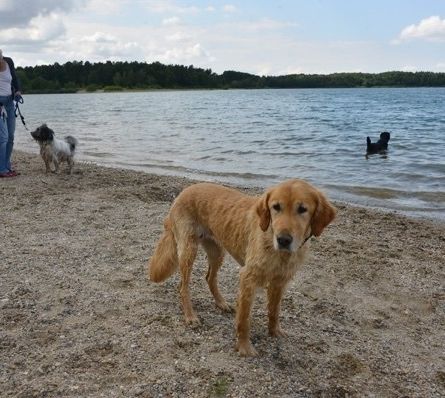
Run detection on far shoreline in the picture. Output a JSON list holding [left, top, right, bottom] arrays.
[[22, 85, 445, 95]]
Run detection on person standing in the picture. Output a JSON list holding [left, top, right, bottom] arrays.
[[0, 49, 22, 178]]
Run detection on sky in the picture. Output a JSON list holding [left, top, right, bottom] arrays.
[[1, 0, 445, 75]]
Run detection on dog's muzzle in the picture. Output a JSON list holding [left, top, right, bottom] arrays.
[[276, 233, 293, 251]]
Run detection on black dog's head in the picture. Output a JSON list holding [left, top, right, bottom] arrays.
[[379, 131, 390, 143], [30, 124, 55, 142]]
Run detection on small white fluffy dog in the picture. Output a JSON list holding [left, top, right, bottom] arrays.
[[30, 124, 78, 174]]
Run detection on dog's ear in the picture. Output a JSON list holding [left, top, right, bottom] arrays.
[[256, 191, 271, 232], [311, 191, 336, 237]]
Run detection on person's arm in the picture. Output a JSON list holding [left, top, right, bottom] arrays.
[[5, 57, 22, 96]]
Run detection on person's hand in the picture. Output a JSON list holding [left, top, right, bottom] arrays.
[[14, 91, 23, 102]]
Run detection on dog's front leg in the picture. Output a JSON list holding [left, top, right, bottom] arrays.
[[267, 280, 288, 337], [235, 267, 258, 356], [43, 156, 52, 174], [67, 158, 73, 174]]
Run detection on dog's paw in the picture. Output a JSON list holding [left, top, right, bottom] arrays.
[[216, 300, 234, 313], [268, 327, 288, 338], [185, 315, 201, 328], [236, 340, 258, 357]]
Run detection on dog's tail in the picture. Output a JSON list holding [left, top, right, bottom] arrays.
[[366, 136, 371, 148], [65, 136, 78, 153], [148, 217, 178, 282]]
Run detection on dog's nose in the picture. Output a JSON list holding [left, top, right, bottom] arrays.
[[277, 234, 293, 249]]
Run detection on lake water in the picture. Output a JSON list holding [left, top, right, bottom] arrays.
[[15, 88, 445, 221]]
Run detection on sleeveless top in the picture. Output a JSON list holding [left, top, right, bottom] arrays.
[[0, 62, 12, 96]]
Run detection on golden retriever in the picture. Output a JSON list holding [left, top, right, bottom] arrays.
[[148, 179, 336, 356]]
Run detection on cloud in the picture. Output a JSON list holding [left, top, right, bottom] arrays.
[[141, 0, 199, 14], [162, 16, 181, 26], [1, 13, 66, 47], [0, 0, 84, 28], [156, 43, 214, 64], [400, 65, 418, 72], [81, 32, 116, 43], [397, 16, 445, 42], [223, 5, 237, 13], [165, 31, 192, 42], [84, 0, 122, 15], [241, 18, 297, 32], [73, 32, 142, 60]]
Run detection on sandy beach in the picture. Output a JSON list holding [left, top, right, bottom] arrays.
[[1, 150, 444, 397]]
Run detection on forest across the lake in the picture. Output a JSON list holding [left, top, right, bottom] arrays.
[[17, 60, 445, 93]]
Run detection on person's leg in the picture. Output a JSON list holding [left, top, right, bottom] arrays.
[[0, 104, 9, 174], [4, 99, 16, 171]]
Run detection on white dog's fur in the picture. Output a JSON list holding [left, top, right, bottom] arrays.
[[30, 124, 78, 174]]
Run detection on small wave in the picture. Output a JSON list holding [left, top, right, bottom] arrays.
[[198, 169, 279, 180], [113, 160, 279, 183], [261, 151, 315, 156], [326, 184, 445, 203], [220, 149, 257, 155], [82, 151, 114, 158]]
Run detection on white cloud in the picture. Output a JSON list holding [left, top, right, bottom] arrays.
[[73, 32, 142, 60], [0, 0, 84, 28], [434, 62, 445, 71], [256, 65, 272, 76], [241, 18, 297, 32], [81, 32, 116, 43], [156, 43, 214, 64], [165, 31, 192, 42], [162, 16, 181, 26], [397, 16, 445, 42], [142, 0, 199, 14], [1, 13, 66, 45], [400, 65, 418, 72], [223, 5, 237, 13]]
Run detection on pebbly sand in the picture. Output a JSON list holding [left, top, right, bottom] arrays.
[[1, 150, 444, 397]]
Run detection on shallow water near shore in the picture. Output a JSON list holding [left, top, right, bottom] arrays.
[[15, 87, 445, 220]]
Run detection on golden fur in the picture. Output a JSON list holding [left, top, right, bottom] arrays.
[[148, 179, 336, 356]]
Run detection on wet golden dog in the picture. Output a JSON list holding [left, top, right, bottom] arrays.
[[148, 179, 336, 356]]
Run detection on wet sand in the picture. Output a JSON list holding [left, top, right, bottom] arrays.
[[1, 151, 444, 397]]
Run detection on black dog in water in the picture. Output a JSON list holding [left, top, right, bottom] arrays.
[[366, 132, 390, 154]]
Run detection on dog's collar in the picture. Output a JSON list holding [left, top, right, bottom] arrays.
[[300, 216, 314, 248], [300, 233, 313, 248]]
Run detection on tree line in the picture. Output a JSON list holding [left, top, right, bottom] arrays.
[[16, 60, 445, 93]]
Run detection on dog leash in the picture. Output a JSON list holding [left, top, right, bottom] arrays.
[[14, 95, 28, 131]]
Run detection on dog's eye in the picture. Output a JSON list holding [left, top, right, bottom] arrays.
[[297, 204, 307, 214], [272, 203, 281, 212]]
